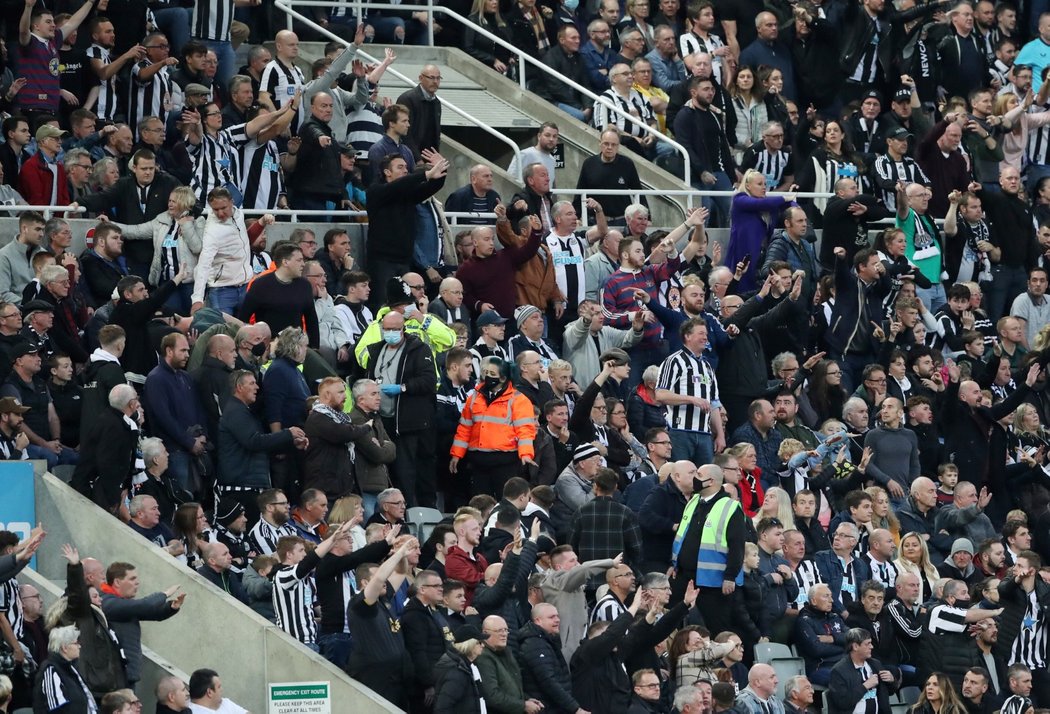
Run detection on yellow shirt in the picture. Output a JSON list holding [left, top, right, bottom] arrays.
[[634, 83, 671, 134]]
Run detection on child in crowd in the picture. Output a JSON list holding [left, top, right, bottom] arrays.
[[936, 463, 958, 506]]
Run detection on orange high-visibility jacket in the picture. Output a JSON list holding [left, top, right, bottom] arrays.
[[451, 382, 537, 460]]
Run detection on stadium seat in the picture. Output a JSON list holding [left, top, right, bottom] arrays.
[[898, 687, 920, 705], [770, 657, 805, 699], [407, 506, 445, 542], [754, 642, 793, 664]]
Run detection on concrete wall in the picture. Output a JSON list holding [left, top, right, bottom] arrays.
[[31, 473, 401, 714]]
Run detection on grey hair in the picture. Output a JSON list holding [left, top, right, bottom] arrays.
[[709, 266, 732, 282], [228, 74, 252, 95], [248, 45, 270, 62], [90, 157, 118, 189], [673, 684, 702, 710], [108, 384, 138, 410], [141, 437, 166, 466], [624, 203, 649, 221], [40, 264, 68, 286], [48, 624, 79, 654], [376, 488, 402, 506], [842, 397, 868, 422], [273, 327, 307, 360], [351, 378, 379, 401], [62, 148, 90, 174], [552, 200, 574, 222], [619, 26, 642, 44], [835, 522, 859, 540], [761, 121, 785, 137], [642, 364, 661, 386], [845, 627, 872, 650], [771, 352, 797, 374], [128, 494, 153, 517], [784, 675, 810, 699], [639, 572, 670, 590], [44, 216, 70, 241], [942, 579, 967, 600]]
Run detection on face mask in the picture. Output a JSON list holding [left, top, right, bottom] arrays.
[[403, 303, 417, 318], [250, 342, 266, 357], [563, 0, 579, 9], [483, 375, 501, 391], [382, 330, 402, 345]]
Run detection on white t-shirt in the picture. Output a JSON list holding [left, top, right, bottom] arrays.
[[189, 699, 248, 714]]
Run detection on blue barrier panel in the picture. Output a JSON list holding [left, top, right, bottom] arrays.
[[0, 461, 35, 566]]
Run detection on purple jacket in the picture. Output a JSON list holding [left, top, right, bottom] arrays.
[[724, 194, 793, 292]]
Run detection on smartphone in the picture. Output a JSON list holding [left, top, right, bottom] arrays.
[[743, 253, 752, 267]]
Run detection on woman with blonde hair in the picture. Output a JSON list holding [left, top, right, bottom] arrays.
[[465, 0, 515, 75], [328, 494, 367, 550], [893, 531, 939, 601], [911, 672, 967, 714], [753, 486, 794, 531], [865, 485, 901, 545], [114, 185, 203, 313], [994, 89, 1050, 172], [433, 626, 488, 712], [724, 169, 796, 291], [728, 442, 765, 517]]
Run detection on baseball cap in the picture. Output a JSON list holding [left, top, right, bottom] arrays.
[[886, 126, 912, 140], [452, 624, 490, 643], [11, 343, 39, 360], [476, 310, 508, 328], [893, 87, 913, 103], [0, 397, 29, 415], [862, 90, 882, 103], [36, 125, 67, 142]]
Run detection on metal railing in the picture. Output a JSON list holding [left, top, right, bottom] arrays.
[[274, 0, 523, 172], [282, 0, 695, 188]]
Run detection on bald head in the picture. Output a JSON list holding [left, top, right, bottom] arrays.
[[207, 333, 236, 368], [82, 557, 104, 587], [484, 562, 502, 586], [697, 463, 724, 494]]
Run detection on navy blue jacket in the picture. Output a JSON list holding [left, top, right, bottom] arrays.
[[143, 359, 206, 453], [814, 549, 871, 613], [638, 477, 689, 567]]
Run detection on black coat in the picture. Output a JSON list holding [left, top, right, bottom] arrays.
[[401, 597, 453, 690], [60, 562, 126, 696], [78, 172, 182, 271], [995, 576, 1050, 664], [518, 621, 580, 714], [365, 333, 437, 434], [33, 653, 96, 714], [71, 406, 137, 511], [190, 355, 233, 444], [365, 171, 446, 265], [110, 278, 177, 377], [942, 380, 1030, 492], [80, 250, 128, 308], [638, 478, 688, 567], [198, 564, 248, 604], [571, 610, 644, 714], [216, 397, 294, 489], [434, 650, 485, 714], [290, 116, 345, 199], [826, 656, 898, 714], [78, 357, 126, 443]]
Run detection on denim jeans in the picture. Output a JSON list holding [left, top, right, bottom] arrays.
[[362, 492, 378, 521], [27, 444, 78, 470], [155, 7, 191, 62], [365, 15, 406, 43], [203, 39, 237, 87], [695, 170, 733, 228], [206, 284, 246, 316], [557, 103, 587, 122], [669, 429, 714, 466], [167, 448, 195, 494], [318, 632, 352, 668], [627, 344, 668, 391], [986, 264, 1029, 322]]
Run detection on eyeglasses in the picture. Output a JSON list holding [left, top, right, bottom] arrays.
[[486, 627, 510, 634], [0, 312, 19, 319], [145, 44, 169, 49], [141, 126, 164, 133], [649, 440, 672, 446], [407, 284, 425, 290], [593, 405, 608, 411], [205, 111, 221, 117], [866, 377, 887, 383], [300, 240, 317, 246], [421, 73, 442, 81], [834, 532, 858, 540], [387, 500, 406, 506], [272, 500, 290, 506], [419, 582, 442, 589], [74, 162, 92, 169]]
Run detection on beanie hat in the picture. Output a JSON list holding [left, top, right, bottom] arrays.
[[215, 498, 246, 527], [573, 443, 601, 463], [515, 304, 541, 329]]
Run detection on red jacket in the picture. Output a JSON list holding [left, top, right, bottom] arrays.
[[19, 152, 70, 207], [444, 544, 489, 606]]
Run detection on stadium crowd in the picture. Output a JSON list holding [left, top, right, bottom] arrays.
[[5, 0, 1050, 712]]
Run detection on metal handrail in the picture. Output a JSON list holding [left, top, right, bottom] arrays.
[[284, 0, 695, 189], [273, 0, 523, 172]]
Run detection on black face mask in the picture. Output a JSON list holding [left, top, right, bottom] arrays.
[[483, 375, 502, 391], [251, 342, 267, 357]]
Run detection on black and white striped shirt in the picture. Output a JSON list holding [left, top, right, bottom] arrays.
[[188, 124, 249, 203], [872, 154, 930, 211], [927, 603, 969, 635], [1010, 589, 1047, 669], [470, 339, 508, 382], [1028, 104, 1050, 166], [545, 230, 588, 309], [657, 347, 720, 433], [129, 60, 174, 137], [334, 299, 373, 346], [741, 146, 794, 191], [592, 88, 654, 138], [791, 559, 823, 608], [239, 137, 284, 210], [848, 17, 884, 83], [507, 333, 559, 361], [87, 44, 119, 121], [679, 32, 726, 85], [192, 0, 234, 41], [1001, 694, 1034, 714], [347, 100, 384, 158], [261, 59, 305, 129], [247, 517, 297, 555], [589, 591, 626, 624], [0, 579, 22, 638], [273, 557, 319, 645], [865, 555, 897, 590]]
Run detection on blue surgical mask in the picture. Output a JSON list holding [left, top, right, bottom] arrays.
[[403, 303, 418, 318], [564, 0, 579, 10], [382, 330, 402, 345]]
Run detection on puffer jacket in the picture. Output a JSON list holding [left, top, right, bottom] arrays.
[[401, 597, 453, 691], [518, 621, 580, 714], [472, 542, 536, 651], [451, 380, 537, 460], [793, 602, 848, 676], [434, 650, 485, 714]]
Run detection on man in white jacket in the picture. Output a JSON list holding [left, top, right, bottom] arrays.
[[191, 186, 274, 315]]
